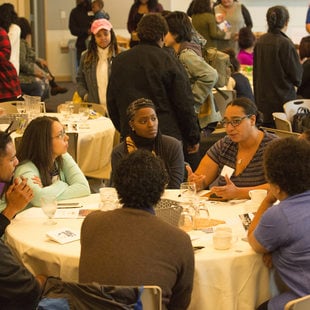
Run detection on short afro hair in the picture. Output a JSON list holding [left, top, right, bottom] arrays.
[[114, 149, 169, 210], [264, 137, 310, 196], [137, 13, 168, 43]]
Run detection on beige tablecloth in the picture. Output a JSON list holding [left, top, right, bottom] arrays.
[[5, 191, 271, 310]]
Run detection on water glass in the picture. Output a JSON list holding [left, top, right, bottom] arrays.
[[178, 209, 194, 232], [41, 195, 58, 225]]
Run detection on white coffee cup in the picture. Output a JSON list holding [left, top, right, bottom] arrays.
[[213, 225, 237, 250], [249, 189, 267, 205]]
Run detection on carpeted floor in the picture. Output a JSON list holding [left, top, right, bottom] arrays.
[[45, 81, 76, 112]]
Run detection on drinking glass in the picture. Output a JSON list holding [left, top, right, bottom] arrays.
[[41, 195, 58, 225], [16, 101, 26, 114], [179, 182, 197, 209], [178, 209, 194, 232], [78, 106, 89, 128]]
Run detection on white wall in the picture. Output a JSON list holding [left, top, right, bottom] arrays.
[[47, 0, 310, 80]]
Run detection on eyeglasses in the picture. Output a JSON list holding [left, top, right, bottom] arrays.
[[52, 129, 67, 140], [220, 115, 251, 128]]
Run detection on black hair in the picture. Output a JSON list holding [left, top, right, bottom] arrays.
[[299, 36, 310, 60], [266, 6, 289, 32], [238, 27, 255, 50], [17, 17, 32, 39], [264, 137, 310, 196], [137, 13, 168, 43], [227, 97, 263, 126], [114, 149, 168, 209], [0, 3, 18, 32], [164, 11, 192, 43], [191, 0, 212, 15]]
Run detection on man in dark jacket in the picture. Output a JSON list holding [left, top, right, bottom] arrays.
[[107, 13, 200, 163], [69, 0, 93, 65], [0, 130, 45, 309]]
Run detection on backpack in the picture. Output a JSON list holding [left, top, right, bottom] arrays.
[[203, 47, 232, 88], [292, 107, 310, 133]]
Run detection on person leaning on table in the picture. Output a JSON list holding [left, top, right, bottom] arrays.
[[0, 130, 46, 309], [79, 149, 194, 310], [248, 137, 310, 310], [187, 97, 278, 200], [13, 116, 90, 208]]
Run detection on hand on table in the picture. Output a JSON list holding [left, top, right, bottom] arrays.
[[210, 175, 239, 200]]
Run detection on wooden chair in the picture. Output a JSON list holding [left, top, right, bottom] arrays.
[[141, 286, 162, 310], [213, 89, 236, 118], [260, 127, 300, 138], [0, 101, 18, 114], [284, 295, 310, 310], [272, 112, 292, 132], [283, 99, 310, 122], [57, 103, 106, 116]]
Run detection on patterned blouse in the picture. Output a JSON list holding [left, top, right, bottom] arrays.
[[207, 131, 277, 187]]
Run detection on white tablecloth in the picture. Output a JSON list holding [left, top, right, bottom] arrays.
[[12, 113, 115, 179], [5, 191, 271, 310]]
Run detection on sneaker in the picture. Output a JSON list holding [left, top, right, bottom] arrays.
[[51, 86, 68, 96]]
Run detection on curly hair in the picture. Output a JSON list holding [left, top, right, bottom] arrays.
[[165, 11, 192, 43], [264, 137, 310, 196], [137, 13, 168, 43], [16, 116, 63, 187], [227, 97, 263, 126], [266, 6, 289, 32], [0, 3, 18, 32], [114, 149, 168, 210]]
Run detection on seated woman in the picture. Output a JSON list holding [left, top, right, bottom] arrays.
[[187, 97, 277, 199], [237, 27, 255, 66], [223, 47, 254, 102], [17, 17, 67, 100], [111, 98, 184, 189], [248, 137, 310, 310], [14, 116, 90, 207]]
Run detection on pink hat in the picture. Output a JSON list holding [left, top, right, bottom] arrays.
[[91, 19, 112, 34]]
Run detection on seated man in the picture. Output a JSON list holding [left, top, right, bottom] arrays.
[[79, 149, 194, 310], [248, 137, 310, 309], [0, 130, 46, 309]]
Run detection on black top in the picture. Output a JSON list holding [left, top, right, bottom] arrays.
[[297, 59, 310, 99]]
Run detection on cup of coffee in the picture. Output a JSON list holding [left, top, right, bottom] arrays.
[[249, 189, 267, 205], [213, 225, 237, 250]]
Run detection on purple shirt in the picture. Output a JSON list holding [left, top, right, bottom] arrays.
[[237, 49, 253, 66], [254, 191, 310, 309]]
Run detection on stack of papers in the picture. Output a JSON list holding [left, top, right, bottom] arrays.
[[46, 227, 80, 244]]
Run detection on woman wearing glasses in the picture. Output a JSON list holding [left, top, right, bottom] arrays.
[[188, 97, 277, 199], [14, 116, 90, 207]]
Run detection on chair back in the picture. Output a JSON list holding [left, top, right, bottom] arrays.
[[155, 199, 183, 227], [66, 132, 78, 161], [284, 295, 310, 310], [141, 286, 162, 310], [272, 112, 292, 132], [283, 99, 310, 122], [57, 103, 106, 116], [0, 101, 18, 114], [213, 89, 236, 118], [260, 127, 300, 138]]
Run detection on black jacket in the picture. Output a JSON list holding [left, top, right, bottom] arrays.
[[107, 42, 200, 146], [253, 30, 302, 123]]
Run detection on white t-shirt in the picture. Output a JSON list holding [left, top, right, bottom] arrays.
[[96, 46, 109, 113], [8, 23, 21, 74]]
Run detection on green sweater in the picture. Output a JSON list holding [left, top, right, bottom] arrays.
[[0, 153, 90, 210], [192, 12, 226, 49]]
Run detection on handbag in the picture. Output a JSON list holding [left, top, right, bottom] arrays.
[[292, 107, 310, 133]]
